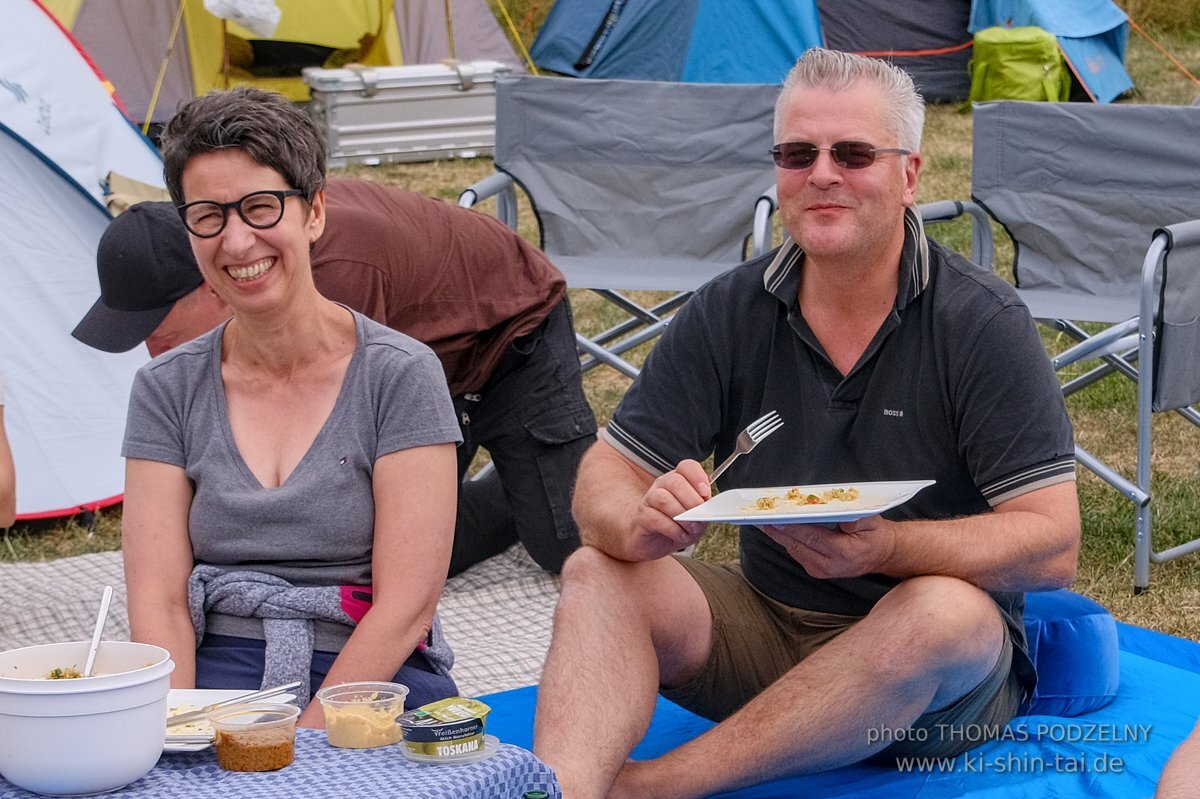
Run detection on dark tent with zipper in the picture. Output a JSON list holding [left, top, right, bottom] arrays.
[[529, 0, 1133, 103]]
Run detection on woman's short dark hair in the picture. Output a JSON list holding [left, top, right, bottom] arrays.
[[160, 86, 326, 205]]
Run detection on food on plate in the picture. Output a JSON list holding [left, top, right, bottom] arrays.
[[45, 666, 83, 679], [166, 704, 213, 737], [786, 486, 860, 504], [743, 486, 861, 513]]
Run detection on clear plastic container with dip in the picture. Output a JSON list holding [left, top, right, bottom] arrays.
[[210, 703, 299, 772], [315, 681, 409, 749]]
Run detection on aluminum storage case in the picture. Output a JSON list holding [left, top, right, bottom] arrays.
[[302, 60, 512, 166]]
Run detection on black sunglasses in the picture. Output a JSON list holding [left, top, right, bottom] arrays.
[[178, 189, 306, 238], [771, 141, 910, 170]]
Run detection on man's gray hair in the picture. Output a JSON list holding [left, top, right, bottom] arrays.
[[774, 48, 925, 153]]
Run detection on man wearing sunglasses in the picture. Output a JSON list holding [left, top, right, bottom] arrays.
[[535, 48, 1079, 797], [72, 177, 596, 576]]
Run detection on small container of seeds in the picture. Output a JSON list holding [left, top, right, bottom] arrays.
[[210, 703, 300, 772]]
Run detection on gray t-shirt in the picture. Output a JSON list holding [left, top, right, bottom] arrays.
[[123, 310, 461, 646]]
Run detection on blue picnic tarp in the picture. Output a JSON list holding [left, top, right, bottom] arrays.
[[484, 621, 1198, 797]]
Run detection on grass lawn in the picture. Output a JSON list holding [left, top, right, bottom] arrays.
[[6, 22, 1200, 642]]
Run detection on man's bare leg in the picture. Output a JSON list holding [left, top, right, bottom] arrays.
[[533, 547, 714, 799], [1157, 718, 1200, 798], [609, 575, 1008, 799]]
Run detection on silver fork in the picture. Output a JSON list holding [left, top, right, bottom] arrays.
[[709, 410, 784, 485]]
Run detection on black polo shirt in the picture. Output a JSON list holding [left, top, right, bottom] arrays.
[[603, 210, 1075, 680]]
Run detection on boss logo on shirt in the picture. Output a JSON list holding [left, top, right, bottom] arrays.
[[883, 409, 905, 418]]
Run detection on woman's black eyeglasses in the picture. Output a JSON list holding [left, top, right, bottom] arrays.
[[178, 189, 306, 238], [770, 141, 910, 171]]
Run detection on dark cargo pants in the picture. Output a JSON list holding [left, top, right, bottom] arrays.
[[448, 299, 597, 575]]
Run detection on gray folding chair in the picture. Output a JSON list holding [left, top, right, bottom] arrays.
[[970, 100, 1200, 592], [460, 74, 779, 378]]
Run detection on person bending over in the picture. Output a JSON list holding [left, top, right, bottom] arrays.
[[120, 86, 463, 727], [533, 48, 1080, 798], [75, 177, 595, 576]]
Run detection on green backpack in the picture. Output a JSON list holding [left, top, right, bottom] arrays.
[[968, 26, 1071, 103]]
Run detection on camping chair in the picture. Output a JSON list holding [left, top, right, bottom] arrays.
[[969, 100, 1200, 592], [459, 74, 779, 378]]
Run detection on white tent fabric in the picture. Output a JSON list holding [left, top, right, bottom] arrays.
[[0, 131, 148, 519], [4, 1, 165, 206], [1, 1, 157, 518]]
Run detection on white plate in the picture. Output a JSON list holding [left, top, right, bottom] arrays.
[[675, 480, 936, 526], [164, 689, 298, 753], [400, 734, 500, 766]]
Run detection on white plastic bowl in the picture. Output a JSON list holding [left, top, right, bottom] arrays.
[[0, 640, 174, 796]]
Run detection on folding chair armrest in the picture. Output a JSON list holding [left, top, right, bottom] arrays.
[[752, 184, 778, 258], [1157, 219, 1200, 250], [1052, 317, 1139, 370], [917, 200, 995, 271], [1137, 223, 1200, 340], [918, 199, 966, 223], [458, 172, 519, 230], [458, 171, 513, 206], [1143, 219, 1200, 335], [1142, 231, 1171, 328]]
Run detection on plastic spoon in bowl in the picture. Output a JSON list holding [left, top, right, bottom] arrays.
[[82, 585, 114, 677]]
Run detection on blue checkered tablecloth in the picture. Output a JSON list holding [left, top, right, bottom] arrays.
[[0, 729, 561, 798]]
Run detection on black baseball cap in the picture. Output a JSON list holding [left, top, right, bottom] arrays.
[[72, 202, 204, 353]]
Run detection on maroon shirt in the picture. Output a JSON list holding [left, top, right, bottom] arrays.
[[312, 178, 567, 395]]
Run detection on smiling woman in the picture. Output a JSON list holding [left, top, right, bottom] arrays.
[[119, 86, 463, 729], [178, 148, 324, 319]]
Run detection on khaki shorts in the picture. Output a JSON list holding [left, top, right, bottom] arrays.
[[661, 558, 1024, 759]]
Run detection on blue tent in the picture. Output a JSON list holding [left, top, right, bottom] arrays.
[[531, 0, 1133, 103], [530, 0, 824, 86], [970, 0, 1133, 103]]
